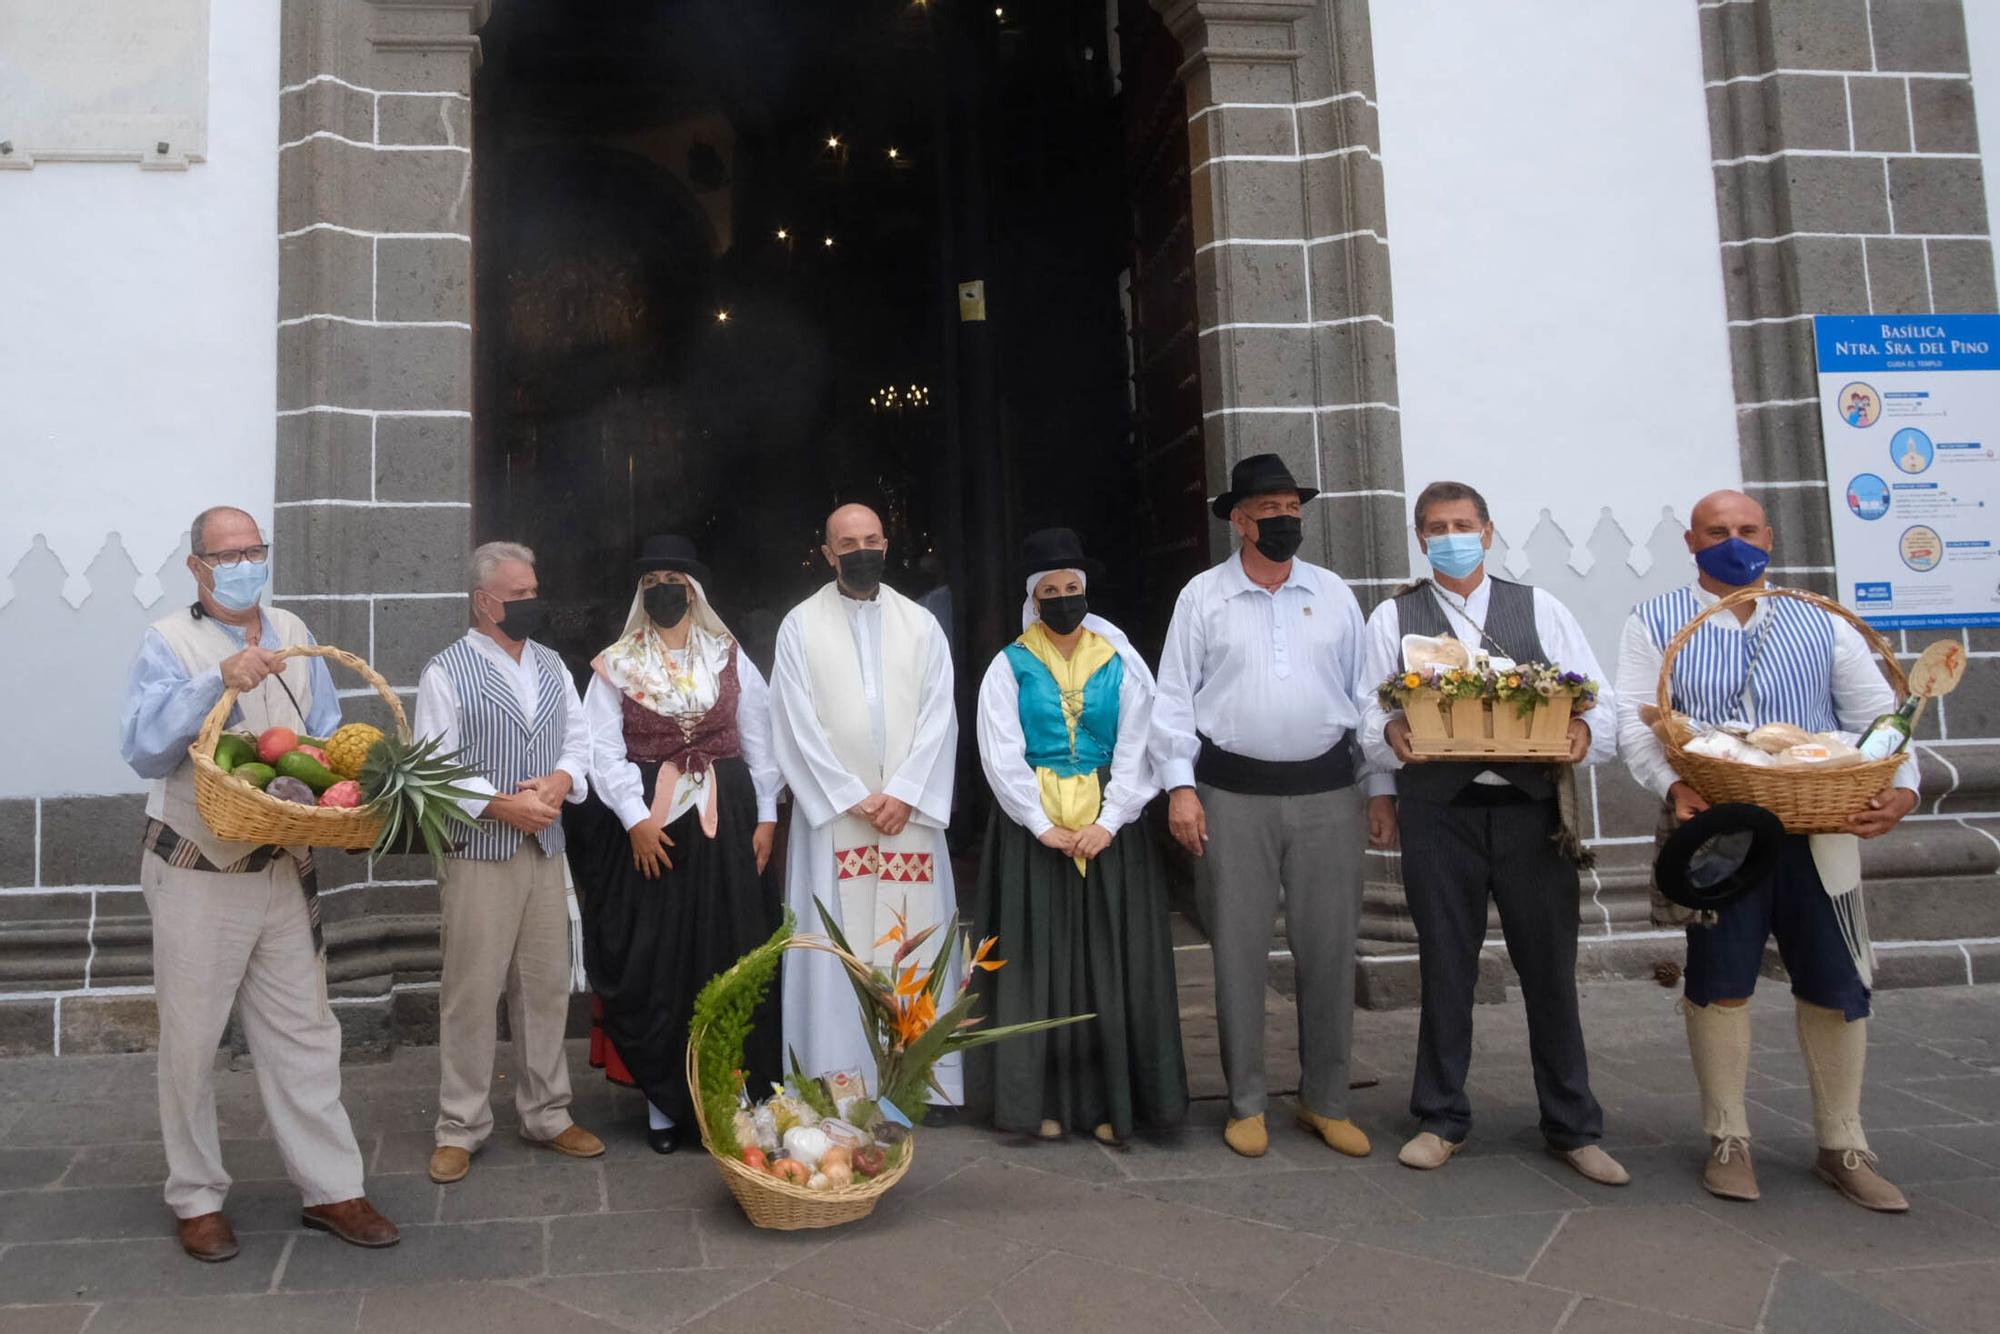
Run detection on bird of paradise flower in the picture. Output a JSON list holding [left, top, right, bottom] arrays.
[[815, 898, 1093, 1120]]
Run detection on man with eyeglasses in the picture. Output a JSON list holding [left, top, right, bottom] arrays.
[[119, 505, 398, 1262]]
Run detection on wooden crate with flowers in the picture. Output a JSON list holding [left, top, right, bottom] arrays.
[[686, 904, 1089, 1230], [1376, 636, 1598, 761]]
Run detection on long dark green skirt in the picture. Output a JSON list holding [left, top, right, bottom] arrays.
[[968, 808, 1189, 1139]]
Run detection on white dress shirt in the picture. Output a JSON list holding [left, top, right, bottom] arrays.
[[1149, 553, 1389, 796], [412, 629, 591, 819], [584, 645, 784, 831], [1613, 583, 1920, 799], [976, 618, 1160, 838], [1358, 576, 1619, 786]]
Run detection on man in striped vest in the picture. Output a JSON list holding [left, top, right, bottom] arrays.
[[1614, 490, 1919, 1212], [121, 505, 395, 1261], [414, 541, 602, 1185], [1359, 481, 1628, 1188]]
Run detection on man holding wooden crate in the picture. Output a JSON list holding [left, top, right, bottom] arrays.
[[1358, 481, 1628, 1188], [119, 505, 397, 1262]]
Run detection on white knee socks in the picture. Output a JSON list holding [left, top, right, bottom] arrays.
[[1681, 998, 1751, 1140], [1795, 1000, 1869, 1153]]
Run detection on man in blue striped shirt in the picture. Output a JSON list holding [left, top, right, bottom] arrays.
[[1615, 490, 1918, 1213]]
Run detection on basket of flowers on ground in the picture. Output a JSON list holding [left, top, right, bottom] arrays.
[[686, 906, 1088, 1231], [190, 643, 483, 870], [1377, 639, 1598, 761]]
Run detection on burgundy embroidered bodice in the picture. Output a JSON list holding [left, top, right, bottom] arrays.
[[620, 647, 743, 772]]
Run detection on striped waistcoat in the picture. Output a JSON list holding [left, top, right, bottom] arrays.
[[432, 637, 570, 861], [1637, 586, 1838, 732]]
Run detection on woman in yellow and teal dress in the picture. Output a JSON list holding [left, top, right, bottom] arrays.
[[970, 528, 1188, 1143]]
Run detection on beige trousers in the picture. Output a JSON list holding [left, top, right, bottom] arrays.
[[142, 852, 365, 1218], [435, 843, 575, 1149]]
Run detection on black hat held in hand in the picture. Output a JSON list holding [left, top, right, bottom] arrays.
[[1653, 803, 1787, 912]]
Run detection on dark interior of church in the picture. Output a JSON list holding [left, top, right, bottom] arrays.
[[471, 0, 1206, 699]]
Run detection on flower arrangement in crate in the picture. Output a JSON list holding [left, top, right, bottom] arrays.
[[1377, 639, 1598, 761]]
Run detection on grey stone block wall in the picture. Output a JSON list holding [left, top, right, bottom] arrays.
[[1694, 0, 2000, 969]]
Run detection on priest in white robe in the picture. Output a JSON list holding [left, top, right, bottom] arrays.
[[770, 503, 964, 1108]]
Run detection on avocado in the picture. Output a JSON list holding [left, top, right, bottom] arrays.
[[276, 750, 340, 793], [232, 762, 277, 790], [213, 734, 256, 772]]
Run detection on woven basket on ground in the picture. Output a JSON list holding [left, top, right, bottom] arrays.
[[1657, 587, 1908, 834], [189, 643, 406, 850], [686, 935, 915, 1231]]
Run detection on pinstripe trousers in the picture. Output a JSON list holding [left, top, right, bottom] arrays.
[[1399, 793, 1603, 1150]]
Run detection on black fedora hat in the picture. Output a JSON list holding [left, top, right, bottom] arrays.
[[633, 534, 711, 587], [1211, 452, 1319, 519], [1653, 802, 1787, 913], [1013, 527, 1105, 587]]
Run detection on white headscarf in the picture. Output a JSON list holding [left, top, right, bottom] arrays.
[[1021, 567, 1087, 631], [599, 573, 737, 719]]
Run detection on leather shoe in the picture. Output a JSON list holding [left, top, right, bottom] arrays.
[[1557, 1143, 1631, 1186], [1296, 1108, 1371, 1157], [647, 1123, 679, 1155], [175, 1211, 239, 1263], [1815, 1147, 1909, 1212], [1398, 1131, 1463, 1170], [301, 1197, 400, 1248], [1223, 1114, 1268, 1158], [525, 1124, 605, 1160], [1702, 1135, 1760, 1202], [428, 1145, 471, 1184]]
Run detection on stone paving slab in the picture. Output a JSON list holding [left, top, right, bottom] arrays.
[[0, 980, 1997, 1331]]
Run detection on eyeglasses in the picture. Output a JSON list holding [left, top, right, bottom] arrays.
[[196, 545, 271, 568]]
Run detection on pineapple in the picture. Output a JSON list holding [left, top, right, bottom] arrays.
[[324, 722, 386, 780], [358, 732, 484, 877]]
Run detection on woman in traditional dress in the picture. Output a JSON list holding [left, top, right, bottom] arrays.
[[567, 535, 784, 1153], [970, 528, 1188, 1143]]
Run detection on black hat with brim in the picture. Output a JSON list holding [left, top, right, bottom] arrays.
[[1211, 452, 1319, 519], [1653, 802, 1787, 913], [1014, 527, 1105, 587], [633, 534, 711, 587]]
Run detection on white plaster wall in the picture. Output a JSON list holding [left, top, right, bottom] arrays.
[[0, 0, 278, 797], [1372, 0, 1741, 662], [1966, 0, 2000, 243]]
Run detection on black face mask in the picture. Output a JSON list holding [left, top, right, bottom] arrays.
[[836, 548, 886, 595], [1253, 514, 1305, 563], [1037, 593, 1088, 636], [490, 595, 548, 643], [643, 582, 690, 628]]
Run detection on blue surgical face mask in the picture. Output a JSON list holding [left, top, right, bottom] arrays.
[[1694, 536, 1770, 588], [1425, 531, 1486, 580], [209, 559, 269, 612]]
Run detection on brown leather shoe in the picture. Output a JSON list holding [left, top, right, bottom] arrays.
[[301, 1197, 400, 1247], [1815, 1147, 1909, 1213], [429, 1145, 471, 1184], [524, 1124, 606, 1160], [1223, 1114, 1269, 1158], [175, 1211, 239, 1263], [1295, 1108, 1372, 1157], [1701, 1135, 1760, 1201]]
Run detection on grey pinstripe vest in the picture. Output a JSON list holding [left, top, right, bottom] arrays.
[[1394, 577, 1554, 803], [433, 637, 569, 860]]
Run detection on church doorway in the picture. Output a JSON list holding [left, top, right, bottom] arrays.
[[470, 0, 1206, 686]]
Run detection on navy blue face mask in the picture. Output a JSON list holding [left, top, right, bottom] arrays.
[[1694, 536, 1771, 588]]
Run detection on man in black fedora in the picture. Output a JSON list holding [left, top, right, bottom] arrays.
[[1149, 453, 1379, 1160]]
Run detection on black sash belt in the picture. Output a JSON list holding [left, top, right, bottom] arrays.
[[1194, 733, 1357, 797]]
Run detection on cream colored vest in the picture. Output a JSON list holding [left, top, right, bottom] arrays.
[[145, 605, 317, 866], [798, 580, 932, 787]]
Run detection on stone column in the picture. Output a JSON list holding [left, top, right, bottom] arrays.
[[1697, 0, 2000, 985], [272, 0, 489, 1048]]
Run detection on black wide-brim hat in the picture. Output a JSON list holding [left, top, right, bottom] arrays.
[[1013, 527, 1105, 587], [1653, 802, 1787, 912], [633, 534, 711, 587], [1211, 452, 1319, 519]]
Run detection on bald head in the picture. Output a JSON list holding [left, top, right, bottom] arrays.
[[190, 505, 258, 556], [823, 504, 884, 551], [1685, 488, 1774, 590]]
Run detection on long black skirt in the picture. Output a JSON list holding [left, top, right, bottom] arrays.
[[968, 808, 1189, 1139], [563, 755, 781, 1124]]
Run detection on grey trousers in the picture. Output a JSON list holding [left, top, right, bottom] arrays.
[[1399, 794, 1602, 1149], [1194, 783, 1365, 1120], [142, 852, 365, 1218], [436, 843, 576, 1149]]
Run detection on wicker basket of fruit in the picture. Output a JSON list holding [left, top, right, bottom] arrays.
[[189, 643, 480, 863]]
